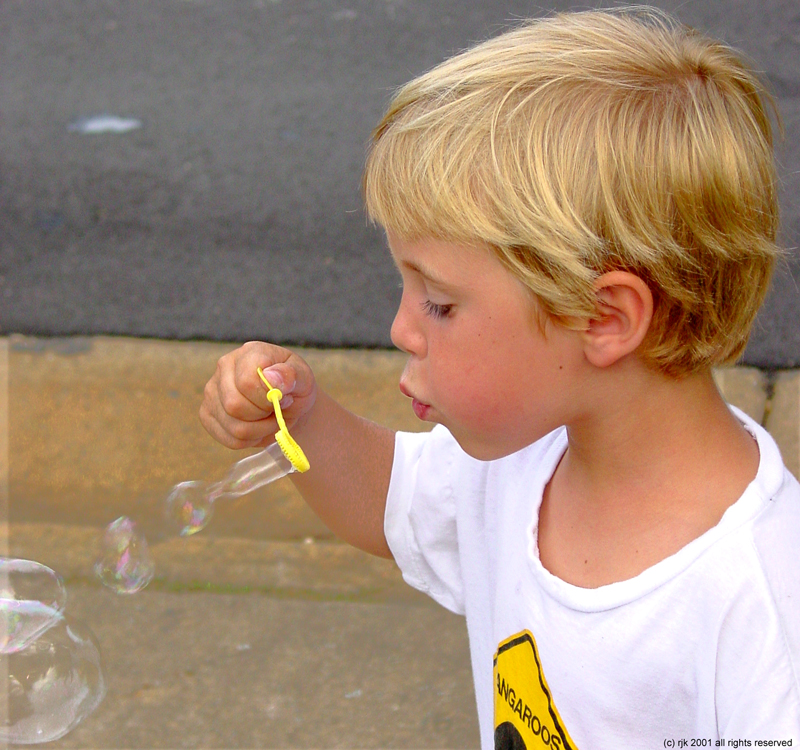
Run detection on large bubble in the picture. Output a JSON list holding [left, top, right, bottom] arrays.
[[0, 611, 107, 744], [1, 558, 67, 654]]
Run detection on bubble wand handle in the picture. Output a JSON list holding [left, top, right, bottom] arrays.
[[257, 367, 311, 473]]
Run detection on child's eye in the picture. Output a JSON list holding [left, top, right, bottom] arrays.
[[421, 299, 454, 319]]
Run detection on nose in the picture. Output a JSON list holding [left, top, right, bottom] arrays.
[[391, 292, 426, 358]]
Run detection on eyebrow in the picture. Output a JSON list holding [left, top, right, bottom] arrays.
[[399, 259, 456, 290]]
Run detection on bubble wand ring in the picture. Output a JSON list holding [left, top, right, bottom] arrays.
[[257, 367, 311, 473]]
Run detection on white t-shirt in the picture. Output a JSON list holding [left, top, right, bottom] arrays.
[[385, 407, 800, 749]]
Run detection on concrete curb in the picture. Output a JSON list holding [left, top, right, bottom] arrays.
[[4, 521, 432, 607], [7, 335, 427, 541], [7, 333, 799, 595], [8, 336, 800, 539]]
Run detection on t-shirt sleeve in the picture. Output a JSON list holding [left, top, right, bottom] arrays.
[[384, 425, 466, 615]]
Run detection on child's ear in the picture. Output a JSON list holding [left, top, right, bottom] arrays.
[[580, 271, 653, 368]]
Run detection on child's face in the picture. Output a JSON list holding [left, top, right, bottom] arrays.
[[387, 233, 586, 460]]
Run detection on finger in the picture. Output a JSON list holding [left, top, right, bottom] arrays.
[[218, 408, 278, 445], [259, 354, 314, 401], [202, 372, 280, 446], [231, 346, 294, 413], [218, 356, 274, 422], [199, 408, 272, 450]]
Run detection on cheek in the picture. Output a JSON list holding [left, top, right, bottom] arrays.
[[438, 364, 506, 427]]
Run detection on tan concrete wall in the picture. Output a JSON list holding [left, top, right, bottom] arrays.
[[7, 336, 798, 547], [8, 336, 429, 541]]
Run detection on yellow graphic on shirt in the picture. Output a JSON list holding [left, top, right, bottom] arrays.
[[493, 630, 578, 750]]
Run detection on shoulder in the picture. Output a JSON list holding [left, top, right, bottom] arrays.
[[393, 423, 459, 459], [391, 425, 464, 490], [717, 413, 800, 702], [725, 409, 800, 636], [750, 469, 800, 660], [740, 410, 800, 607], [713, 474, 800, 733]]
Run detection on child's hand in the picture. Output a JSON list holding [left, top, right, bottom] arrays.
[[199, 341, 318, 450]]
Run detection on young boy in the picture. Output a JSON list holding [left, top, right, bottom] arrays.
[[200, 8, 800, 747]]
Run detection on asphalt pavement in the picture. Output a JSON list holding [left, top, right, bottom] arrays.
[[1, 0, 799, 366]]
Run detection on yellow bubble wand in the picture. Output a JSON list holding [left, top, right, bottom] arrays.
[[257, 367, 310, 473]]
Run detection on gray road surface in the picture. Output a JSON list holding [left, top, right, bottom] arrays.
[[1, 0, 799, 365]]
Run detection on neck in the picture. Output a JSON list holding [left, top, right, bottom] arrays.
[[560, 363, 759, 523], [537, 361, 760, 588]]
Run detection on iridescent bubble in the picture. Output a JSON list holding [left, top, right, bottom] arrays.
[[1, 558, 67, 654], [0, 611, 107, 744], [162, 443, 292, 537], [94, 516, 155, 594], [164, 480, 215, 537]]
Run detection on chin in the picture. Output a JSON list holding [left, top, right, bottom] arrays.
[[449, 431, 512, 463]]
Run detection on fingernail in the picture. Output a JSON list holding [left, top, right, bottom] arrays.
[[263, 368, 283, 390], [279, 395, 294, 409]]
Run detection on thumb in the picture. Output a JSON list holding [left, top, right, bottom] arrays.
[[260, 365, 289, 393], [259, 354, 311, 398]]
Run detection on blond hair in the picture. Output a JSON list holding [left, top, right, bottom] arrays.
[[363, 7, 781, 376]]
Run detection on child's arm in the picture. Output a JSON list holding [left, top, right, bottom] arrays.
[[199, 341, 396, 558]]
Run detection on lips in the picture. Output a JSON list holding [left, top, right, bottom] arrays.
[[412, 399, 431, 420], [400, 381, 432, 420]]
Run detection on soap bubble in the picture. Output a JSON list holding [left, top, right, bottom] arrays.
[[0, 559, 106, 741], [1, 558, 67, 654], [95, 441, 295, 594], [164, 481, 216, 537], [162, 444, 290, 537], [94, 516, 155, 594], [0, 611, 106, 744]]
